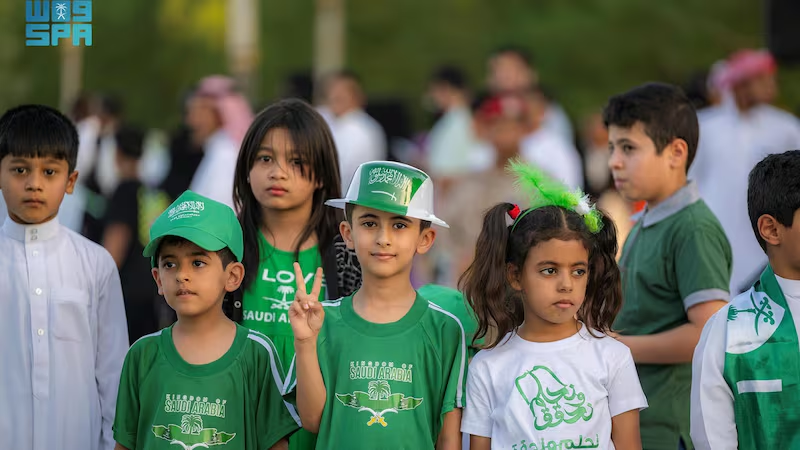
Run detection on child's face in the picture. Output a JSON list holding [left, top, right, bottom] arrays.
[[151, 240, 244, 319], [509, 238, 589, 327], [0, 155, 77, 225], [340, 206, 435, 281], [249, 127, 318, 215], [775, 209, 800, 275], [608, 122, 678, 205]]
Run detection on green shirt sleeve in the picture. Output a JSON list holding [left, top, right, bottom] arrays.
[[254, 335, 302, 448], [112, 345, 141, 450], [438, 312, 468, 416], [675, 223, 733, 309]]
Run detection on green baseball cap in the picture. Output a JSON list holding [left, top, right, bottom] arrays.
[[142, 190, 244, 264], [325, 161, 448, 228]]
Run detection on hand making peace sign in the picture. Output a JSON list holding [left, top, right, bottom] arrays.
[[288, 262, 325, 342]]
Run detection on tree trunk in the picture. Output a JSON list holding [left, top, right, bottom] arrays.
[[313, 0, 345, 104], [60, 42, 83, 113], [226, 0, 260, 100]]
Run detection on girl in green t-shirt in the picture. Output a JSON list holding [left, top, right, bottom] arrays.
[[231, 99, 361, 450]]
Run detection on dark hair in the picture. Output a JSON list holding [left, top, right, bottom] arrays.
[[155, 235, 237, 268], [747, 150, 800, 252], [115, 125, 145, 159], [602, 82, 699, 172], [489, 45, 533, 67], [345, 203, 431, 231], [234, 98, 343, 291], [0, 104, 79, 172], [430, 65, 467, 90], [460, 204, 621, 348]]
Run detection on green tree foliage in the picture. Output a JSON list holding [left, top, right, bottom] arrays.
[[3, 0, 799, 132]]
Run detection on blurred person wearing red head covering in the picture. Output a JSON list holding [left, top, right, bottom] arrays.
[[486, 45, 574, 144], [691, 49, 800, 294], [187, 75, 254, 209], [436, 93, 530, 287]]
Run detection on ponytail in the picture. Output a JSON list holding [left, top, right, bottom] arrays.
[[459, 203, 523, 349], [578, 211, 622, 335]]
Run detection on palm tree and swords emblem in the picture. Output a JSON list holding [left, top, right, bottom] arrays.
[[54, 2, 68, 20], [265, 285, 296, 310], [336, 380, 424, 427], [152, 414, 236, 448]]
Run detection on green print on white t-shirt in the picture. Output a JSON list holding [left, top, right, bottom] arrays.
[[515, 365, 594, 431]]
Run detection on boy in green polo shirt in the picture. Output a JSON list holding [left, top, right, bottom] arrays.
[[603, 83, 733, 450], [112, 190, 300, 450], [691, 150, 800, 449], [286, 161, 467, 450]]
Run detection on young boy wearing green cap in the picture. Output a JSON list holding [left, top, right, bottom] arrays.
[[112, 190, 300, 450], [286, 161, 467, 450]]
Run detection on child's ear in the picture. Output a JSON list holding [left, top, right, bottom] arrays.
[[339, 221, 355, 249], [65, 170, 79, 194], [667, 138, 688, 171], [415, 227, 436, 255], [225, 262, 245, 293], [151, 267, 164, 296], [507, 263, 522, 291], [758, 214, 782, 247]]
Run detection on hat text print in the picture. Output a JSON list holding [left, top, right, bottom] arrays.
[[168, 200, 206, 221]]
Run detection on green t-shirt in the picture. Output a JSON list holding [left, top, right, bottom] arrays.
[[286, 294, 468, 450], [242, 234, 325, 365], [113, 324, 300, 450], [614, 184, 732, 450], [417, 284, 482, 358]]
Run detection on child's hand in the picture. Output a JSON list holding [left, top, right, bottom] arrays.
[[289, 263, 325, 343]]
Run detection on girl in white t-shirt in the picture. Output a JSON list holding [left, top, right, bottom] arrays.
[[459, 160, 647, 450]]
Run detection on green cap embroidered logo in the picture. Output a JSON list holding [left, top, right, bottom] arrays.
[[167, 200, 205, 221]]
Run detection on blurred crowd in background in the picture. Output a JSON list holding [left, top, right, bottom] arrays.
[[3, 44, 799, 342]]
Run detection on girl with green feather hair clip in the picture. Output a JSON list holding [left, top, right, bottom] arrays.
[[507, 158, 604, 233], [459, 161, 639, 449]]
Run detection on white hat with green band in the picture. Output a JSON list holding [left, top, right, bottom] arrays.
[[325, 161, 449, 228]]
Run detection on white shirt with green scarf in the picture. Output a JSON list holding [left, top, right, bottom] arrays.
[[691, 268, 800, 449]]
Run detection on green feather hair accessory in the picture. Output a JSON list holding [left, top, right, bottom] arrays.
[[507, 158, 603, 233]]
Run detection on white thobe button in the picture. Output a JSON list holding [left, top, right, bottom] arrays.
[[34, 288, 42, 295], [37, 329, 44, 336]]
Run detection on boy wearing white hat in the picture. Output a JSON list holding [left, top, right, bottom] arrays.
[[286, 161, 467, 450]]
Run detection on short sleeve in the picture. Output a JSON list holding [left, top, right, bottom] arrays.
[[253, 335, 301, 448], [105, 182, 139, 229], [460, 358, 493, 437], [112, 347, 141, 449], [675, 224, 732, 310], [606, 344, 649, 417], [438, 311, 468, 416]]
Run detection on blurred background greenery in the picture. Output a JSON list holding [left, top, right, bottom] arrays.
[[3, 0, 799, 132]]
